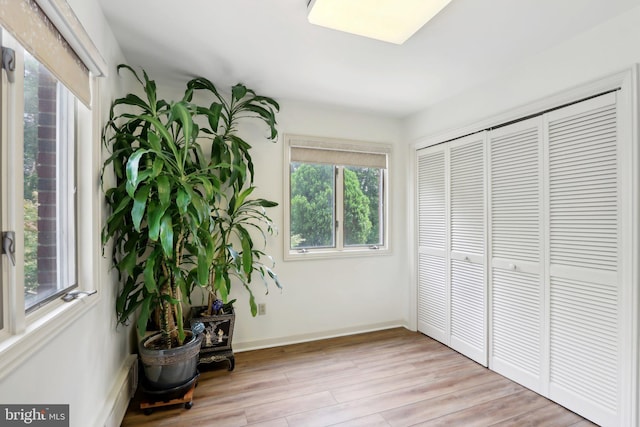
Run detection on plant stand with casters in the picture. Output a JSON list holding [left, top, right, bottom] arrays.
[[139, 372, 199, 415]]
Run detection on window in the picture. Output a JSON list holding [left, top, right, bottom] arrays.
[[1, 32, 78, 320], [285, 134, 390, 259], [0, 0, 101, 349], [0, 0, 105, 374], [21, 49, 77, 313]]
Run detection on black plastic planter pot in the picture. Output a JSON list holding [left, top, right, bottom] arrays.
[[139, 330, 203, 390]]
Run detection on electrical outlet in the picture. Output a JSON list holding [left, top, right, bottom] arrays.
[[258, 303, 266, 316]]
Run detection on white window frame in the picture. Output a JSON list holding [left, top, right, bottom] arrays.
[[284, 134, 391, 260], [1, 31, 78, 318], [56, 83, 77, 301], [21, 71, 78, 315], [0, 5, 105, 378]]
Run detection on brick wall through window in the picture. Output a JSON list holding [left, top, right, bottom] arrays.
[[36, 64, 57, 290]]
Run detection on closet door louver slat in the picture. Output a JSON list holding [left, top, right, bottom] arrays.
[[418, 254, 447, 341], [450, 141, 484, 256], [418, 150, 446, 251], [489, 119, 544, 392], [546, 93, 620, 426]]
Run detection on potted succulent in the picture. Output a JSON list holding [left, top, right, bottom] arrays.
[[102, 65, 280, 389]]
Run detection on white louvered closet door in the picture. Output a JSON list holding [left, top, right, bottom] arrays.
[[416, 145, 448, 344], [488, 118, 545, 392], [449, 133, 487, 366], [545, 92, 625, 427]]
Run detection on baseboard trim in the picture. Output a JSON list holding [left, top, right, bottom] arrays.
[[233, 321, 409, 353], [95, 354, 137, 427]]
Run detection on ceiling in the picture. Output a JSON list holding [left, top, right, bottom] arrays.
[[96, 0, 638, 117]]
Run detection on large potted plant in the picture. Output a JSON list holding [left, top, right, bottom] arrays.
[[102, 65, 280, 389], [190, 184, 282, 363], [187, 77, 282, 362]]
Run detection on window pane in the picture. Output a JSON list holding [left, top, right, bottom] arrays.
[[23, 51, 76, 311], [289, 162, 335, 249], [344, 166, 384, 247]]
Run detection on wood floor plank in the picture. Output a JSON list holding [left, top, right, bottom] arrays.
[[244, 390, 337, 423], [416, 389, 551, 426], [284, 359, 359, 382], [246, 419, 288, 427], [489, 403, 588, 426], [330, 413, 392, 427], [122, 328, 595, 427], [286, 368, 499, 426], [330, 356, 483, 403], [380, 377, 525, 427], [568, 421, 600, 427]]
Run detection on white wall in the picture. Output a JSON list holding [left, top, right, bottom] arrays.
[[202, 99, 411, 349], [122, 78, 412, 349], [404, 5, 640, 142], [0, 2, 135, 427]]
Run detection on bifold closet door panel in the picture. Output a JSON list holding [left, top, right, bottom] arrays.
[[488, 118, 544, 392], [545, 92, 622, 426], [449, 135, 487, 366], [417, 146, 448, 344]]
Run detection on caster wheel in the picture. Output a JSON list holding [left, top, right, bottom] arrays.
[[227, 357, 235, 371], [185, 401, 193, 409], [143, 409, 153, 416]]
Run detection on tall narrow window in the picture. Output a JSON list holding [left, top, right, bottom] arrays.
[[285, 135, 390, 259], [0, 3, 84, 329], [22, 50, 76, 312], [0, 0, 104, 364]]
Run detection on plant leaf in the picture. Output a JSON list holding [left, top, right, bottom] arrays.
[[143, 251, 158, 293], [116, 250, 138, 279], [241, 231, 253, 275], [132, 185, 150, 231], [125, 149, 150, 197], [151, 157, 163, 178], [214, 267, 227, 301], [147, 200, 165, 241], [137, 295, 153, 337], [197, 251, 209, 286], [177, 186, 191, 215], [159, 213, 174, 259], [172, 102, 193, 149], [243, 283, 257, 317], [156, 175, 171, 208], [232, 84, 247, 101]]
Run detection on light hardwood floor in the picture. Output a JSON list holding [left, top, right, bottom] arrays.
[[122, 328, 596, 427]]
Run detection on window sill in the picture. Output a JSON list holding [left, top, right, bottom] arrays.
[[0, 291, 99, 381], [284, 247, 391, 261]]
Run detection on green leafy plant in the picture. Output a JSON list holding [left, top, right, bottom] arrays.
[[206, 185, 282, 316], [102, 65, 280, 348]]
